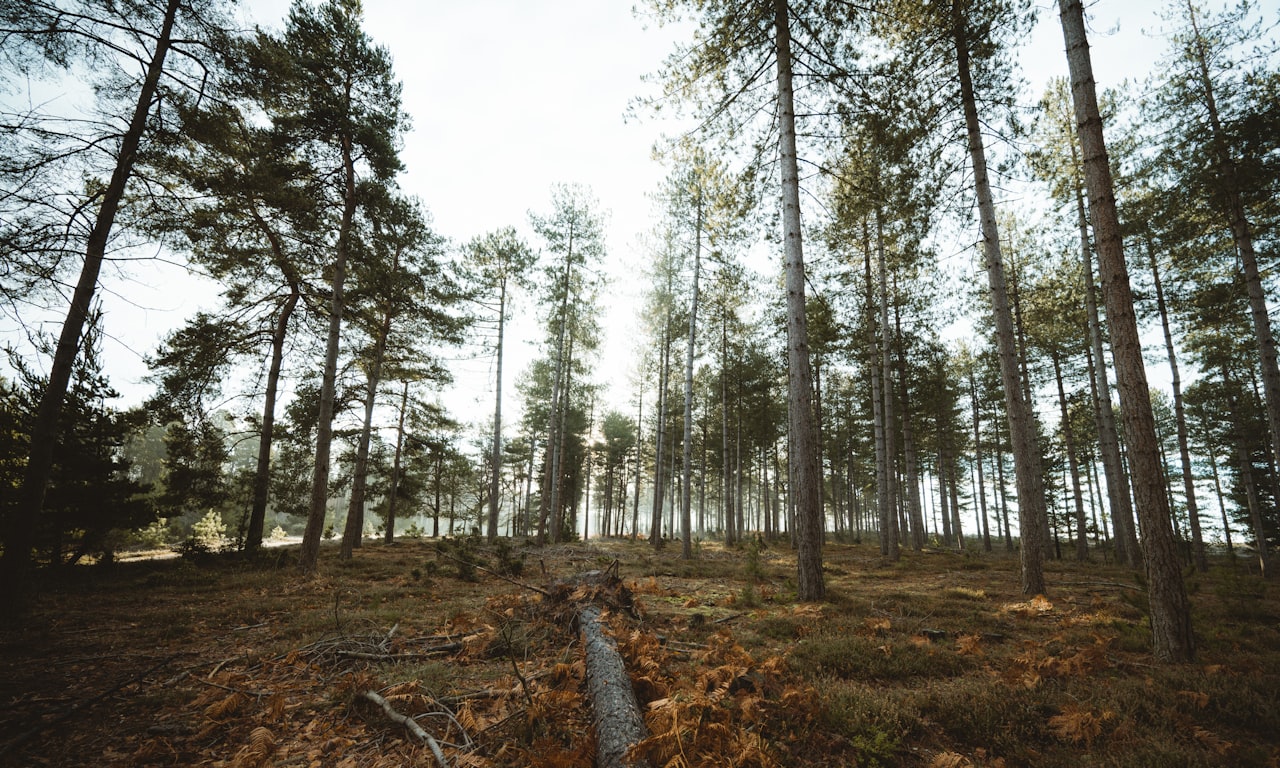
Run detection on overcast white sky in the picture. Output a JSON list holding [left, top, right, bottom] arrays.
[[8, 0, 1184, 432]]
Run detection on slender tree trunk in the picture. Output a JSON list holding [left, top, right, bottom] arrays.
[[876, 212, 901, 561], [1203, 432, 1234, 557], [939, 449, 953, 546], [680, 202, 703, 558], [301, 128, 359, 574], [384, 380, 409, 543], [651, 325, 671, 547], [340, 306, 393, 559], [3, 0, 181, 592], [773, 0, 824, 599], [971, 371, 994, 552], [487, 279, 508, 543], [1050, 351, 1089, 561], [247, 288, 299, 554], [949, 456, 965, 550], [895, 287, 925, 551], [550, 329, 575, 542], [721, 314, 736, 546], [1145, 241, 1207, 570], [1060, 0, 1195, 661], [632, 393, 643, 541], [866, 225, 889, 557], [952, 1, 1045, 593]]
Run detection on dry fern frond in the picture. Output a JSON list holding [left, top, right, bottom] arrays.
[[1191, 726, 1232, 755], [204, 691, 248, 720], [956, 634, 984, 656], [1048, 704, 1112, 745], [232, 726, 276, 768]]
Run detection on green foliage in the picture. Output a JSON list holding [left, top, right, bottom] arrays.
[[2, 325, 154, 565], [493, 538, 525, 577]]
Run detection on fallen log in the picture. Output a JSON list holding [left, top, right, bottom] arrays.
[[578, 604, 650, 768]]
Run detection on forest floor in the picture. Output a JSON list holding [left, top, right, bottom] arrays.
[[0, 537, 1277, 767]]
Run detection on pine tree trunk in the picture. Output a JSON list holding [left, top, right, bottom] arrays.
[[384, 380, 409, 543], [680, 203, 702, 558], [341, 307, 393, 559], [951, 1, 1045, 593], [1145, 240, 1207, 570], [551, 330, 575, 542], [650, 326, 670, 547], [487, 280, 508, 543], [896, 289, 925, 551], [876, 211, 901, 560], [939, 448, 953, 546], [866, 224, 890, 557], [1050, 351, 1089, 561], [773, 0, 824, 599], [1060, 0, 1195, 661], [247, 287, 299, 554], [3, 0, 181, 592], [301, 128, 358, 574], [971, 371, 994, 552], [949, 456, 965, 549], [1072, 126, 1138, 568], [721, 315, 736, 546], [632, 394, 643, 541]]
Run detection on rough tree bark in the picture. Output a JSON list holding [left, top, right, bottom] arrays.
[[579, 605, 651, 768], [774, 0, 824, 600], [1059, 0, 1195, 662], [951, 0, 1046, 594]]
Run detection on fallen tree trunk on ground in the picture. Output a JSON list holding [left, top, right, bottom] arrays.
[[578, 604, 650, 768]]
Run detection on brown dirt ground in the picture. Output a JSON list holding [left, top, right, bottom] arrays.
[[1, 538, 1277, 767]]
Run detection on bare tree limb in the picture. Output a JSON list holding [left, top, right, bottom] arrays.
[[360, 689, 450, 768]]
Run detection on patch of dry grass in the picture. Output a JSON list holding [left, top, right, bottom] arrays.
[[1, 538, 1278, 766]]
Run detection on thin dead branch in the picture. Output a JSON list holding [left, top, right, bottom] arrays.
[[360, 689, 450, 767]]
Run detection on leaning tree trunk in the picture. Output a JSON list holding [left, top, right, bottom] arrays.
[[2, 0, 181, 593], [1068, 111, 1138, 567], [952, 1, 1046, 594], [300, 130, 359, 574], [1060, 0, 1195, 661]]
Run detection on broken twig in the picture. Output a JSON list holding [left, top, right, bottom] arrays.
[[361, 690, 450, 767]]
